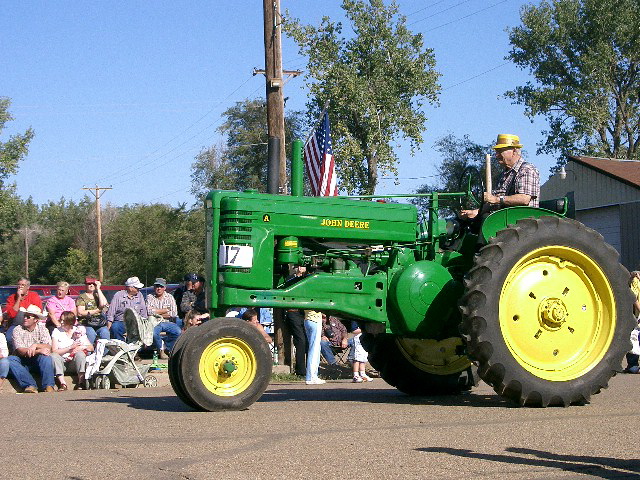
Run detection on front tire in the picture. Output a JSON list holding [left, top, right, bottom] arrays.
[[177, 318, 272, 411], [460, 216, 634, 406]]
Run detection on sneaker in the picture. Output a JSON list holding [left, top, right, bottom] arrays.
[[158, 350, 169, 360], [305, 378, 326, 385], [361, 373, 373, 382], [23, 386, 37, 394], [352, 376, 364, 383]]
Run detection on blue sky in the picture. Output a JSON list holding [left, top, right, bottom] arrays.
[[2, 0, 557, 207]]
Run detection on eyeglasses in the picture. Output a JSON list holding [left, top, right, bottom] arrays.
[[154, 285, 165, 288], [85, 283, 96, 286]]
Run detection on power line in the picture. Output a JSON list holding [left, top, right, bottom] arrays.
[[408, 0, 475, 26], [423, 0, 513, 32], [92, 75, 256, 185], [442, 62, 510, 90], [406, 0, 454, 17]]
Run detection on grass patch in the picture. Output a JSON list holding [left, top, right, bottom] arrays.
[[270, 372, 304, 382]]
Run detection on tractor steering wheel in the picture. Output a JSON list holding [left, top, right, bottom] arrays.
[[456, 166, 485, 211]]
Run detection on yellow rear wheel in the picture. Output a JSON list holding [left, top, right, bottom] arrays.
[[500, 246, 615, 381], [460, 216, 633, 406]]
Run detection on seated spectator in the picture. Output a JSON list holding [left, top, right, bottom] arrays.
[[106, 277, 147, 341], [45, 281, 77, 332], [173, 273, 197, 326], [320, 314, 348, 366], [4, 277, 42, 351], [180, 275, 207, 317], [241, 309, 272, 343], [183, 310, 209, 331], [0, 331, 8, 391], [8, 305, 55, 393], [76, 276, 110, 344], [51, 311, 94, 390], [146, 278, 181, 359]]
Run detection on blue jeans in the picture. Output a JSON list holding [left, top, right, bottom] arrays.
[[85, 325, 110, 344], [8, 354, 55, 389], [5, 325, 16, 352], [153, 321, 181, 352], [320, 339, 337, 365], [110, 321, 126, 341], [0, 357, 8, 378], [304, 319, 321, 382]]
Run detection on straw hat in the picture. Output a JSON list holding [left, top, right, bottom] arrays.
[[493, 133, 523, 150]]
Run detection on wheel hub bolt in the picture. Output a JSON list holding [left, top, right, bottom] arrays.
[[540, 298, 568, 330]]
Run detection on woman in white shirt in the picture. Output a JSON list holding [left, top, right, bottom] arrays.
[[51, 311, 94, 390]]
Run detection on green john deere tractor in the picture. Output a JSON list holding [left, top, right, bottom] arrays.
[[169, 143, 634, 411]]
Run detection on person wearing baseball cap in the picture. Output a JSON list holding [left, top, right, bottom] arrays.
[[461, 133, 540, 219], [146, 278, 181, 359], [172, 273, 199, 324], [105, 276, 147, 341]]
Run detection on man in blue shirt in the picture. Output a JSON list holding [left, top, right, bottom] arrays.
[[106, 276, 147, 341]]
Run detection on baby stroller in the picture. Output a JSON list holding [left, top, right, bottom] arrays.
[[85, 308, 160, 389]]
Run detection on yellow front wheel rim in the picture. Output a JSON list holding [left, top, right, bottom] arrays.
[[500, 246, 616, 381], [198, 337, 257, 396]]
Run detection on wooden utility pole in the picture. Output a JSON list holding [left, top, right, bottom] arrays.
[[263, 0, 287, 193], [22, 227, 39, 277], [83, 186, 112, 282]]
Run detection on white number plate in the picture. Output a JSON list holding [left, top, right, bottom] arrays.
[[219, 243, 254, 268]]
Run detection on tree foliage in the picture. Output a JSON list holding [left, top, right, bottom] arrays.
[[285, 0, 440, 194], [101, 204, 204, 284], [413, 134, 495, 218], [190, 99, 302, 199], [0, 97, 34, 239], [506, 0, 640, 167]]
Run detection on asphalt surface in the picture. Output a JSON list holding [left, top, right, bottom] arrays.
[[3, 374, 639, 480]]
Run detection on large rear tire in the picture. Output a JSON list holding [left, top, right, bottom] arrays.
[[366, 333, 475, 395], [460, 216, 634, 406], [177, 318, 272, 411]]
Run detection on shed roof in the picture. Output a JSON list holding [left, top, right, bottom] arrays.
[[570, 155, 640, 189]]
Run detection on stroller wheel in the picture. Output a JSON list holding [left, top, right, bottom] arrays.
[[102, 376, 111, 390], [94, 376, 103, 389], [144, 375, 158, 388]]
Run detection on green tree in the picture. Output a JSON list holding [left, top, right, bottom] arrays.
[[0, 97, 34, 238], [48, 248, 94, 283], [285, 0, 440, 194], [506, 0, 640, 168], [102, 204, 204, 284], [190, 99, 303, 199], [413, 134, 494, 218]]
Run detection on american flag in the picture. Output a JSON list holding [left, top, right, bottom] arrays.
[[303, 111, 337, 196]]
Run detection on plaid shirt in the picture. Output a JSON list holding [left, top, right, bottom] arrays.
[[106, 290, 146, 323], [494, 157, 540, 207], [146, 292, 178, 317], [13, 322, 52, 350]]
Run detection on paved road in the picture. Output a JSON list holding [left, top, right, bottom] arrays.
[[4, 374, 639, 480]]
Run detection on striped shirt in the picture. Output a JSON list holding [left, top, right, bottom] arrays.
[[106, 290, 146, 323], [13, 323, 52, 350], [494, 157, 540, 207], [146, 292, 178, 318]]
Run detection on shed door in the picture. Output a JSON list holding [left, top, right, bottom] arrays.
[[576, 205, 621, 254]]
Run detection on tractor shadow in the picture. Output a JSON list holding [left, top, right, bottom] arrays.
[[417, 447, 640, 479], [258, 384, 514, 408]]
